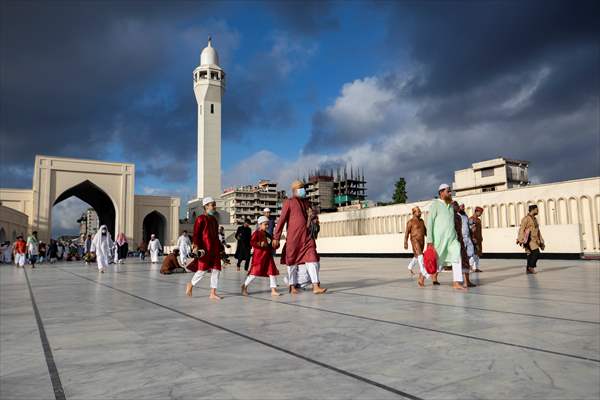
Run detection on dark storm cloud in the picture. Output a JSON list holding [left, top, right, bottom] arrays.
[[0, 1, 210, 188], [387, 0, 599, 97], [0, 0, 296, 189], [267, 1, 339, 35], [301, 0, 599, 200]]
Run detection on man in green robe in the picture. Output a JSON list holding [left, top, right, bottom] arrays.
[[426, 184, 466, 291]]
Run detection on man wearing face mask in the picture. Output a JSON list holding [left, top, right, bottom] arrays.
[[272, 180, 327, 295], [186, 197, 222, 300], [517, 205, 545, 274], [91, 225, 113, 273]]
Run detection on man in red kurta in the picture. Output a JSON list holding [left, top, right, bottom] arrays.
[[185, 197, 222, 300], [241, 216, 281, 297], [272, 180, 327, 295]]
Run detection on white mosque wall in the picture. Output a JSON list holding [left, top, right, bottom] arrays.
[[316, 177, 600, 255]]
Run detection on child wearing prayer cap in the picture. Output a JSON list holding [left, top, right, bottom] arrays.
[[241, 216, 281, 297]]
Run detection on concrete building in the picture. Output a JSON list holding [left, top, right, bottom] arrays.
[[0, 155, 180, 245], [77, 208, 99, 242], [304, 167, 367, 212], [306, 174, 335, 212], [0, 205, 28, 242], [187, 37, 228, 221], [313, 177, 600, 256], [221, 180, 285, 225], [453, 157, 529, 196]]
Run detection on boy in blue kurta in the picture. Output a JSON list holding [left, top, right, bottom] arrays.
[[426, 184, 466, 291]]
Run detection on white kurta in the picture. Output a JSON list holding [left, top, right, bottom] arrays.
[[1, 245, 12, 263], [176, 235, 191, 265], [460, 214, 475, 257], [149, 238, 162, 263], [91, 231, 113, 271]]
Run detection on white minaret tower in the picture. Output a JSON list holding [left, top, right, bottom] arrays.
[[193, 37, 225, 199]]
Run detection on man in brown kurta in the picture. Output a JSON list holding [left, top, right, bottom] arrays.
[[517, 204, 545, 274], [273, 180, 326, 295], [404, 206, 428, 286]]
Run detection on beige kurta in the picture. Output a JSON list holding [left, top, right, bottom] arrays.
[[518, 214, 544, 253]]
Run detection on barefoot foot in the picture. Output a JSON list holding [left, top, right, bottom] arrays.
[[289, 285, 300, 294], [313, 285, 327, 295], [453, 283, 467, 291]]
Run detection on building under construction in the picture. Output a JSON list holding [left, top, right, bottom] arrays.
[[304, 166, 367, 212]]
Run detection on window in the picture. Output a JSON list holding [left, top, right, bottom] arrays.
[[210, 104, 214, 114], [482, 186, 496, 192], [481, 168, 494, 177]]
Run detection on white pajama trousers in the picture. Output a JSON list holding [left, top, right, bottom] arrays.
[[191, 269, 220, 289], [244, 275, 277, 288], [438, 261, 463, 282], [408, 255, 429, 278], [179, 245, 190, 265], [287, 262, 320, 285], [15, 253, 26, 267]]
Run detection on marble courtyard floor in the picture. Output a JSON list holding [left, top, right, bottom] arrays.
[[1, 257, 599, 400]]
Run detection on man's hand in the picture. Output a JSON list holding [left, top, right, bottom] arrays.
[[272, 240, 280, 250], [403, 242, 409, 250]]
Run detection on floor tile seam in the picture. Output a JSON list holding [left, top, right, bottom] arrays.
[[73, 268, 600, 363], [108, 268, 600, 308], [332, 291, 600, 324], [338, 285, 600, 306], [23, 269, 66, 400], [58, 268, 423, 400]]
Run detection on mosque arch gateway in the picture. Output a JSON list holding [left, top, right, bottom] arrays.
[[52, 180, 117, 237]]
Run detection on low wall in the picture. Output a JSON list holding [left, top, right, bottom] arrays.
[[314, 224, 582, 255]]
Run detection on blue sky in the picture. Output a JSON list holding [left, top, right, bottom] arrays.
[[1, 0, 598, 236]]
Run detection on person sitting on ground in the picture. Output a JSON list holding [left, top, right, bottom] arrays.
[[160, 248, 195, 274]]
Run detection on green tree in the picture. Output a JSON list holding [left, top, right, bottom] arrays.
[[392, 178, 407, 204]]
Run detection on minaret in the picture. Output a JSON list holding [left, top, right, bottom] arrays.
[[193, 37, 225, 199]]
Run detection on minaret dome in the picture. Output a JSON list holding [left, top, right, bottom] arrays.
[[200, 36, 219, 66]]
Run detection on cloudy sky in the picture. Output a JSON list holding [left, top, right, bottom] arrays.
[[1, 0, 598, 236]]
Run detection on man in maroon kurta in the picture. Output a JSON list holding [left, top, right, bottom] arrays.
[[273, 180, 327, 295], [185, 197, 222, 300]]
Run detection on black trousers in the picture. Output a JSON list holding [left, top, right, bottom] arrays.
[[237, 257, 250, 270], [527, 249, 540, 269]]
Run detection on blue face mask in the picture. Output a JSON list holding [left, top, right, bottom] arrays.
[[296, 188, 306, 198]]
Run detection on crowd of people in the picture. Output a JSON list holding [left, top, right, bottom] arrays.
[[0, 232, 94, 266], [2, 181, 545, 297]]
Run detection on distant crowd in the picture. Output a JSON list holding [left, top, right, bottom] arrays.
[[0, 233, 87, 266]]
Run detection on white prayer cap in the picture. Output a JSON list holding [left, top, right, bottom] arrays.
[[438, 183, 451, 192], [263, 208, 271, 213], [202, 196, 215, 206], [257, 216, 269, 225]]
